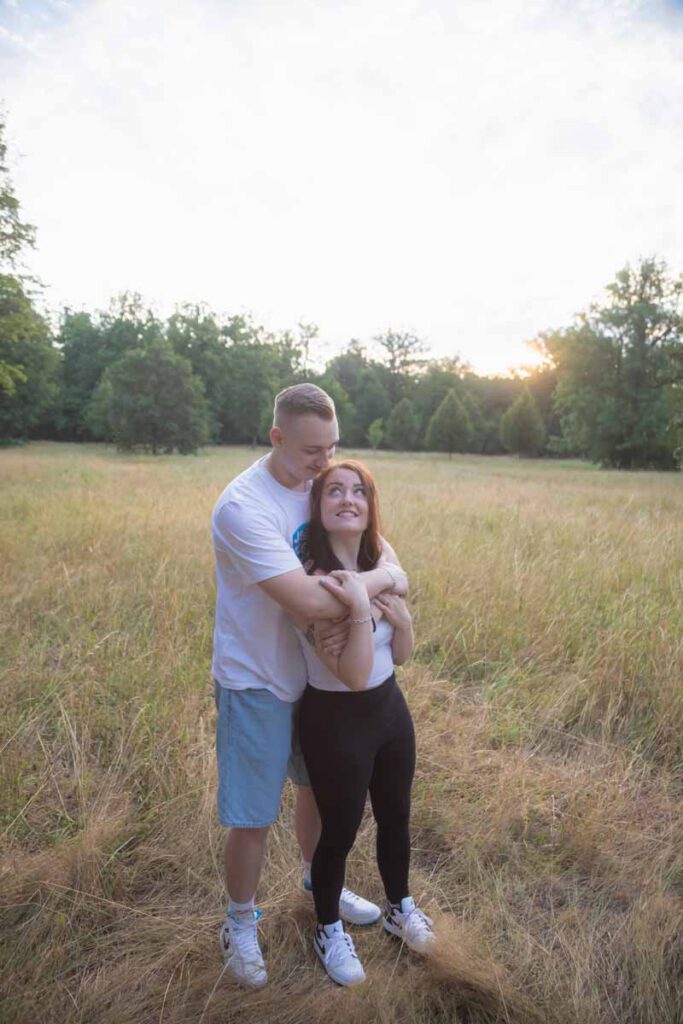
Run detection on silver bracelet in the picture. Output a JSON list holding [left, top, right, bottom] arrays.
[[349, 614, 373, 625]]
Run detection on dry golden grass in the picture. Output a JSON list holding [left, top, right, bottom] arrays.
[[1, 443, 681, 1024]]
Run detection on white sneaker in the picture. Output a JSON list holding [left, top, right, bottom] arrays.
[[220, 909, 268, 989], [339, 886, 382, 926], [304, 878, 381, 926], [383, 897, 435, 953], [314, 921, 366, 987]]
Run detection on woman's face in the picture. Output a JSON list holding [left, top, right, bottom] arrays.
[[319, 467, 370, 536]]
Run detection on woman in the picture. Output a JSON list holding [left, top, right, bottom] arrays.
[[297, 460, 434, 988]]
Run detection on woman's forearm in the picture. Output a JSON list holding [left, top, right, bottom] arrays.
[[336, 618, 374, 690], [391, 619, 414, 665]]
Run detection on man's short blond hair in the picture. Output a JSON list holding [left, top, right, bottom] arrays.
[[273, 383, 336, 427]]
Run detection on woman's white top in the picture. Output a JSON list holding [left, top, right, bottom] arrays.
[[297, 616, 395, 692]]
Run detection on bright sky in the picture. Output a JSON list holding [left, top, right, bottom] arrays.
[[2, 0, 682, 375]]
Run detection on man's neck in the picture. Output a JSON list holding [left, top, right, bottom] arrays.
[[329, 535, 362, 571], [264, 451, 307, 492]]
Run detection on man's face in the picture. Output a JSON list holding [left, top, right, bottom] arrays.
[[271, 414, 339, 483]]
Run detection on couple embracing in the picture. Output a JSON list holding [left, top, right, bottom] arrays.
[[212, 383, 434, 989]]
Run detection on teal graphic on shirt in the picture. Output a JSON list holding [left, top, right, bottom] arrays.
[[292, 521, 310, 562]]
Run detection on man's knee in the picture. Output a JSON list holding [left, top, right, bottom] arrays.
[[225, 825, 270, 850]]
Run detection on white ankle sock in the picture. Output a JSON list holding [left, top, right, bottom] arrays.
[[228, 896, 255, 915], [320, 919, 343, 937]]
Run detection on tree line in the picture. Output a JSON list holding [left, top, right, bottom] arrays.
[[1, 117, 681, 468]]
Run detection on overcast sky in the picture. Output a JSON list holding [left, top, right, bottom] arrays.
[[2, 0, 682, 374]]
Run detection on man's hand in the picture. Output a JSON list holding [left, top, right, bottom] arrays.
[[315, 617, 351, 658], [372, 592, 411, 629], [379, 562, 408, 597]]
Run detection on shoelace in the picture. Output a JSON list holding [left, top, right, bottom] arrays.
[[324, 930, 358, 967], [340, 887, 365, 905], [404, 906, 434, 938]]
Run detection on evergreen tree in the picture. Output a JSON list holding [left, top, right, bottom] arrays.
[[500, 388, 547, 456], [466, 373, 521, 454], [87, 340, 209, 453], [413, 360, 465, 446], [367, 418, 384, 449], [461, 390, 486, 452], [425, 390, 473, 456], [384, 397, 418, 450]]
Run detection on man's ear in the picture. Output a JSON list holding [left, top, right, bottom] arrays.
[[270, 425, 283, 447]]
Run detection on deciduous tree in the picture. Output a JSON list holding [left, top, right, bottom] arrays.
[[87, 340, 209, 453], [541, 259, 683, 468], [0, 275, 59, 439], [0, 116, 52, 414]]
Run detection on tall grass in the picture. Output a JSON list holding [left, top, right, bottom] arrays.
[[1, 443, 681, 1023]]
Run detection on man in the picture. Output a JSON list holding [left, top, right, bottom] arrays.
[[212, 383, 407, 988]]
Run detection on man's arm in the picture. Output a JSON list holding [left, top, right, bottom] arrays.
[[258, 562, 405, 622], [311, 535, 408, 655], [214, 496, 406, 622], [379, 536, 403, 570]]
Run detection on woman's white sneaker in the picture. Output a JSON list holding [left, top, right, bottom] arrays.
[[314, 921, 366, 986], [220, 909, 268, 989], [383, 897, 435, 953]]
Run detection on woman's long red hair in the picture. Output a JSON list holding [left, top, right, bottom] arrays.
[[302, 460, 383, 574]]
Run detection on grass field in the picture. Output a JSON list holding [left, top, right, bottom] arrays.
[[1, 442, 681, 1024]]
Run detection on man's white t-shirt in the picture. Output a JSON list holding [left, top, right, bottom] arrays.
[[211, 456, 311, 703]]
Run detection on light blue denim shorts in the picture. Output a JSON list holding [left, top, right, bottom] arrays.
[[214, 682, 310, 828]]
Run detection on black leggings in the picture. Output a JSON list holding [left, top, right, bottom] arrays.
[[298, 673, 416, 925]]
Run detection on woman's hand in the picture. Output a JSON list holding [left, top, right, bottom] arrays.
[[372, 592, 412, 629], [319, 569, 371, 618]]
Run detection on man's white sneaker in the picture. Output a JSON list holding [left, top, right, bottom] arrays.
[[314, 921, 366, 987], [220, 909, 268, 989], [383, 897, 435, 953], [339, 886, 382, 925], [304, 879, 381, 926]]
